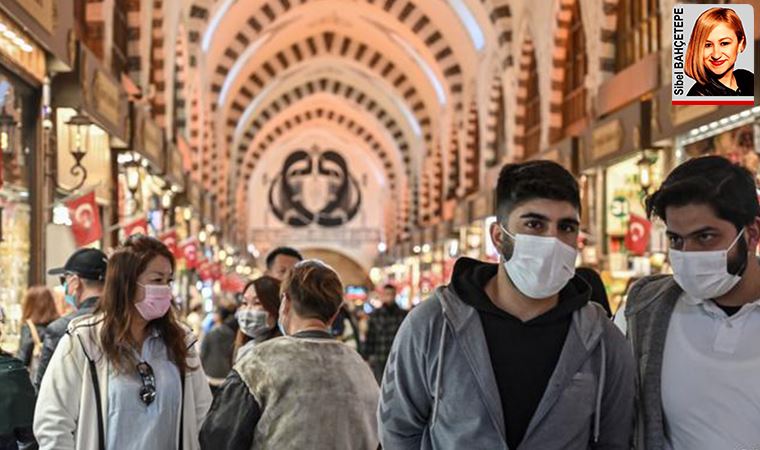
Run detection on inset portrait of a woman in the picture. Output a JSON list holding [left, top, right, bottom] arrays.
[[686, 7, 754, 97]]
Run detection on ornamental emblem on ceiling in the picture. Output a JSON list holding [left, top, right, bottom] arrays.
[[269, 148, 362, 227]]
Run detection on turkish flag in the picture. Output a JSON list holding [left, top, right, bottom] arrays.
[[198, 259, 212, 281], [159, 229, 180, 258], [221, 273, 246, 292], [625, 214, 652, 256], [66, 191, 102, 247], [180, 238, 199, 269], [211, 262, 223, 281], [124, 217, 149, 238]]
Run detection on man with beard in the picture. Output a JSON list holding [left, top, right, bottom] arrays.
[[378, 161, 634, 449], [626, 156, 760, 450]]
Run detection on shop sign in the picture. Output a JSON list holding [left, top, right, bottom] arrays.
[[89, 71, 121, 134], [0, 8, 46, 82], [167, 142, 186, 190], [143, 119, 164, 170], [6, 0, 54, 34], [583, 100, 650, 169], [75, 46, 128, 144], [590, 120, 623, 163], [203, 192, 216, 224], [187, 181, 201, 211]]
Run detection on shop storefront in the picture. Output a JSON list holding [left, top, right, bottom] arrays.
[[115, 105, 169, 240], [652, 84, 760, 179], [580, 100, 667, 312], [49, 42, 129, 273], [0, 7, 50, 350]]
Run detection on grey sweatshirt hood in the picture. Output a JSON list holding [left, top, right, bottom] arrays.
[[378, 280, 635, 450]]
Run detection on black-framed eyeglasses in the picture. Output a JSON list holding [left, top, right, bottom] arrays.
[[136, 361, 156, 406]]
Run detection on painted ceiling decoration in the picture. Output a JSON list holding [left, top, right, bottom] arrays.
[[175, 0, 515, 251], [269, 148, 362, 227]]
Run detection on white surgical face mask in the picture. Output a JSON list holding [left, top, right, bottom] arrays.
[[236, 308, 270, 338], [500, 225, 578, 299], [669, 228, 746, 299]]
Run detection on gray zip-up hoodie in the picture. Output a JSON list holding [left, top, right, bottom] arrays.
[[624, 275, 682, 450], [378, 283, 635, 449]]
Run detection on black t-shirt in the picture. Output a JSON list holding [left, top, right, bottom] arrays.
[[451, 258, 590, 449]]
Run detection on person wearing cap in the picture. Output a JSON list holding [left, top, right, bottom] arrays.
[[35, 248, 108, 390]]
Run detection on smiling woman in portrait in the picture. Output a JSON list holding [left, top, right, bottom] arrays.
[[686, 7, 754, 96]]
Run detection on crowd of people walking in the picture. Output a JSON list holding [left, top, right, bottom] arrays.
[[1, 154, 759, 450]]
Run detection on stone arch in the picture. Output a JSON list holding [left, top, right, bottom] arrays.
[[231, 77, 415, 188], [514, 32, 540, 160], [206, 0, 465, 112], [484, 73, 505, 167], [548, 0, 588, 142]]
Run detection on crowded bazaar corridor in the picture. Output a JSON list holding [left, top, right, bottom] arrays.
[[1, 0, 760, 449]]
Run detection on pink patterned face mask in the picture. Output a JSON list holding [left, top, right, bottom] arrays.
[[135, 284, 173, 320]]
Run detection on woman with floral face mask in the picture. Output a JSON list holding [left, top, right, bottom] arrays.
[[233, 276, 281, 363], [34, 235, 212, 450]]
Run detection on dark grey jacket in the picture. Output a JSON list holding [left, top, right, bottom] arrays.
[[200, 322, 236, 380], [16, 322, 50, 367], [379, 285, 635, 449], [33, 296, 98, 390], [624, 275, 683, 450]]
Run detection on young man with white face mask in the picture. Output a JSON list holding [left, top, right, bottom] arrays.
[[378, 161, 635, 449], [626, 155, 760, 450]]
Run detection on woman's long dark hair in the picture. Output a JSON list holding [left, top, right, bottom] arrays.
[[98, 235, 192, 374], [234, 276, 282, 352]]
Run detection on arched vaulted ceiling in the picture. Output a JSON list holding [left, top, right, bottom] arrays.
[[192, 0, 513, 243]]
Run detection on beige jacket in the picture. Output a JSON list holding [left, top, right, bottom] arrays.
[[33, 314, 212, 450]]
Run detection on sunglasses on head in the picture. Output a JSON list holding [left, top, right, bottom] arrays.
[[136, 361, 156, 406]]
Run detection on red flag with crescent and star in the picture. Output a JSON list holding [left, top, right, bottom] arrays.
[[124, 217, 149, 238], [625, 214, 651, 256], [66, 191, 103, 247], [159, 229, 180, 258], [180, 238, 199, 269]]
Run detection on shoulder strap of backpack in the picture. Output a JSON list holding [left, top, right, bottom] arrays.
[[27, 320, 42, 354]]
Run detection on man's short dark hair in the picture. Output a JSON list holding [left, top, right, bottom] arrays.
[[281, 260, 343, 322], [265, 246, 304, 269], [495, 160, 580, 219], [646, 155, 760, 229]]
